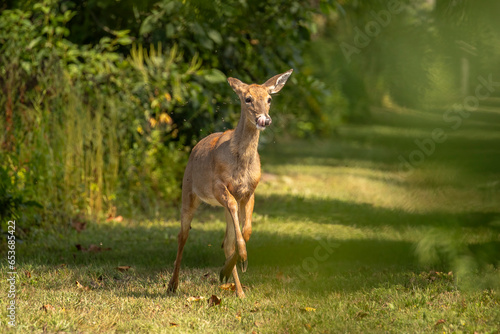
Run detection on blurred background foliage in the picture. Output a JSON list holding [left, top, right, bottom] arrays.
[[1, 0, 500, 228]]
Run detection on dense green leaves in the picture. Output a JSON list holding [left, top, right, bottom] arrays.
[[1, 0, 329, 223]]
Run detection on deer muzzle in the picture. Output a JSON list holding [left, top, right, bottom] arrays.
[[256, 115, 272, 129]]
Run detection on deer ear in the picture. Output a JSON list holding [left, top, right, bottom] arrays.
[[263, 69, 293, 94], [227, 77, 247, 94]]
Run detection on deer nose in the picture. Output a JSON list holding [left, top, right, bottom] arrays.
[[256, 115, 272, 128]]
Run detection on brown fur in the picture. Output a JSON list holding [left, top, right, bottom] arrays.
[[167, 69, 293, 298]]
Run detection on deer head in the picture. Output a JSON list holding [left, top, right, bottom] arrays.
[[227, 69, 293, 130]]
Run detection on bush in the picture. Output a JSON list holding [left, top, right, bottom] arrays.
[[1, 0, 331, 224]]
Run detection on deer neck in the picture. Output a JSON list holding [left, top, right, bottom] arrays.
[[230, 107, 260, 164]]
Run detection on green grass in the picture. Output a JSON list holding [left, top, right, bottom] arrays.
[[1, 104, 500, 333]]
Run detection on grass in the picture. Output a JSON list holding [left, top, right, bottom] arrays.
[[1, 103, 500, 333]]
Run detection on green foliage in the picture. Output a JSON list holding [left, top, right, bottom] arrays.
[[0, 1, 218, 221], [1, 0, 331, 224], [138, 0, 332, 136]]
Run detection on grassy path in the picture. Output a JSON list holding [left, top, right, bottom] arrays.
[[1, 106, 499, 333]]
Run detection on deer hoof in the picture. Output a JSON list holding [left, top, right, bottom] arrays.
[[219, 267, 231, 283], [240, 259, 248, 273], [167, 280, 178, 293]]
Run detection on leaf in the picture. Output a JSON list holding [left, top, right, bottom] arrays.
[[25, 271, 31, 278], [208, 295, 221, 307], [220, 283, 236, 291], [186, 296, 205, 302], [301, 307, 316, 312], [207, 30, 223, 44], [169, 322, 178, 327], [116, 266, 131, 272], [201, 69, 227, 84], [434, 319, 446, 327], [27, 37, 42, 50], [40, 304, 55, 312], [76, 281, 89, 291]]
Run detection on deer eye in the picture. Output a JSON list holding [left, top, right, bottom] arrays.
[[245, 97, 252, 103], [267, 97, 272, 104]]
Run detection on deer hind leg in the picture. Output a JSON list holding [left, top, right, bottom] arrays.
[[167, 191, 200, 293], [221, 209, 245, 298]]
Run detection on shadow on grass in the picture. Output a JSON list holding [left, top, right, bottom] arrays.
[[16, 193, 499, 296]]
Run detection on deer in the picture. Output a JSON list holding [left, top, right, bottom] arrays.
[[167, 69, 293, 298]]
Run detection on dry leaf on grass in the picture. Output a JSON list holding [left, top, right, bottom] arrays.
[[169, 323, 178, 327], [301, 307, 316, 312], [201, 272, 210, 280], [25, 271, 31, 278], [435, 319, 446, 327], [116, 266, 131, 272], [40, 304, 56, 312], [76, 281, 89, 290], [186, 296, 205, 302], [220, 283, 236, 291], [208, 295, 221, 307]]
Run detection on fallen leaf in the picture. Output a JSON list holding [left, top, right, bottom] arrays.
[[301, 307, 316, 312], [304, 323, 312, 330], [76, 281, 89, 290], [201, 272, 210, 280], [208, 294, 221, 307], [186, 296, 204, 302], [235, 312, 242, 321], [25, 271, 31, 278], [220, 283, 236, 291], [169, 322, 178, 327], [40, 304, 55, 312], [71, 220, 87, 233], [434, 319, 446, 327], [116, 266, 131, 272]]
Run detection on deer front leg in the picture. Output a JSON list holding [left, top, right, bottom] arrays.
[[215, 183, 248, 283], [222, 209, 246, 298], [241, 194, 254, 243]]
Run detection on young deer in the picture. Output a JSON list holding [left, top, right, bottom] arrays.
[[167, 69, 293, 298]]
